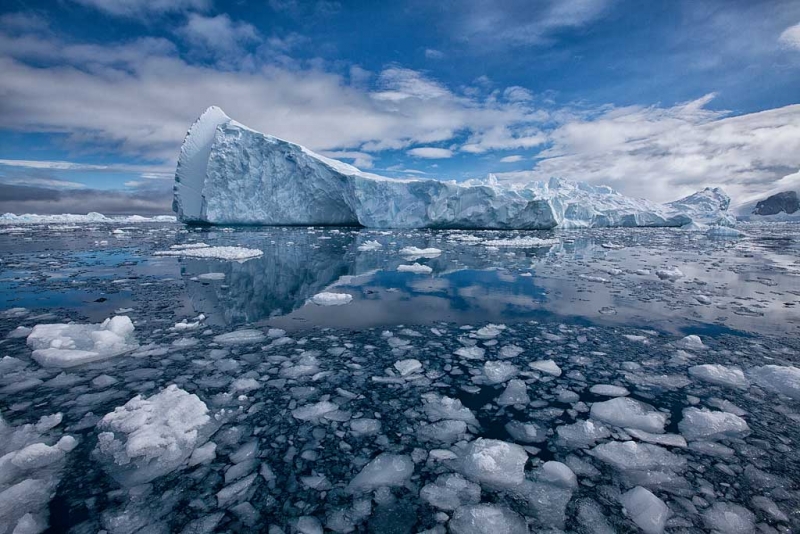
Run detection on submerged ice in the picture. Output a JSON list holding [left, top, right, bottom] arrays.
[[173, 107, 733, 229]]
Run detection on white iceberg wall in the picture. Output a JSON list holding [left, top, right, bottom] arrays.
[[173, 106, 733, 229]]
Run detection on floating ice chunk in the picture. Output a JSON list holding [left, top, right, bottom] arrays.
[[472, 324, 506, 339], [589, 384, 630, 397], [589, 441, 687, 472], [197, 272, 225, 280], [349, 418, 381, 437], [750, 496, 788, 523], [497, 379, 530, 406], [620, 486, 670, 534], [483, 361, 518, 384], [217, 472, 257, 508], [555, 420, 611, 448], [688, 364, 749, 389], [357, 240, 383, 251], [481, 237, 559, 248], [702, 502, 755, 534], [418, 420, 467, 444], [397, 263, 433, 274], [655, 267, 684, 281], [292, 401, 338, 422], [625, 428, 687, 448], [498, 345, 524, 359], [309, 292, 353, 306], [34, 413, 62, 433], [529, 359, 561, 376], [539, 461, 578, 489], [505, 421, 546, 444], [678, 408, 749, 441], [346, 454, 414, 493], [394, 359, 422, 376], [459, 438, 527, 490], [749, 365, 800, 400], [399, 246, 441, 258], [26, 316, 137, 368], [590, 397, 667, 433], [420, 474, 481, 511], [294, 516, 324, 534], [707, 226, 745, 238], [231, 378, 260, 392], [454, 346, 485, 360], [188, 442, 217, 466], [155, 245, 263, 261], [213, 329, 266, 345], [94, 384, 212, 487], [576, 499, 615, 534], [675, 334, 706, 350], [448, 504, 528, 534], [422, 394, 479, 426]]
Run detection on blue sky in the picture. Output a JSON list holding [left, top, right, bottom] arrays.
[[1, 0, 799, 214]]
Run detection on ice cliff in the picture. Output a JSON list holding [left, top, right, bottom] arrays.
[[173, 107, 731, 229]]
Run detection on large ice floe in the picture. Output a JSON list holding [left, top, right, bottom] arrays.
[[173, 106, 733, 229], [26, 316, 137, 368]]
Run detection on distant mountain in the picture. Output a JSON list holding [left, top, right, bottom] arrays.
[[737, 190, 800, 221]]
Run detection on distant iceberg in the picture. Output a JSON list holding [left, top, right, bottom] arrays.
[[173, 106, 732, 229]]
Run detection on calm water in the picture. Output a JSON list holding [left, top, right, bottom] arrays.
[[0, 221, 798, 533]]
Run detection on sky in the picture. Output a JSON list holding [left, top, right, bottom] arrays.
[[1, 0, 799, 215]]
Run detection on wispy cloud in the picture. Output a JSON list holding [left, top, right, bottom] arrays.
[[70, 0, 210, 18], [407, 147, 453, 159], [780, 22, 800, 49]]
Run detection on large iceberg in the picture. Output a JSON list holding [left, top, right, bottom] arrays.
[[173, 106, 730, 229]]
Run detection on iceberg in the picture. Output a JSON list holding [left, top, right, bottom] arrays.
[[172, 107, 731, 229]]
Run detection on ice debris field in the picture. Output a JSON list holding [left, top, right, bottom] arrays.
[[0, 219, 799, 533]]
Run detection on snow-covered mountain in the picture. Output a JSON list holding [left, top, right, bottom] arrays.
[[736, 191, 800, 221], [173, 106, 731, 229]]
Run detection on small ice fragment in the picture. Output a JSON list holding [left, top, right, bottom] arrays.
[[678, 408, 749, 441], [397, 263, 433, 274], [590, 397, 667, 433], [394, 359, 422, 376], [529, 360, 561, 376], [589, 384, 629, 397], [459, 439, 527, 490], [688, 364, 749, 389]]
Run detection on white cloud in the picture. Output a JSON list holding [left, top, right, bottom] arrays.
[[0, 175, 87, 190], [461, 125, 547, 153], [499, 155, 524, 163], [424, 48, 445, 59], [0, 159, 171, 174], [780, 22, 800, 49], [0, 29, 548, 165], [178, 14, 261, 60], [408, 147, 454, 159], [71, 0, 211, 18], [438, 0, 613, 47], [497, 95, 800, 204]]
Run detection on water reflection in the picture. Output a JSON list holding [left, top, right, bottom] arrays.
[[180, 227, 800, 335]]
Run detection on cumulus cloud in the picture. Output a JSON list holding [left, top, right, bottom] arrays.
[[407, 147, 453, 159], [70, 0, 211, 18], [0, 26, 548, 165], [496, 95, 800, 204], [780, 22, 800, 49], [177, 14, 261, 61]]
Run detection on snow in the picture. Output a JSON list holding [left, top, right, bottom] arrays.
[[590, 397, 667, 433], [459, 439, 528, 490], [309, 292, 353, 306], [94, 384, 212, 486], [172, 107, 733, 229], [155, 244, 263, 261], [678, 408, 750, 441], [345, 454, 414, 493], [619, 486, 670, 534], [397, 263, 433, 274], [26, 316, 137, 368]]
